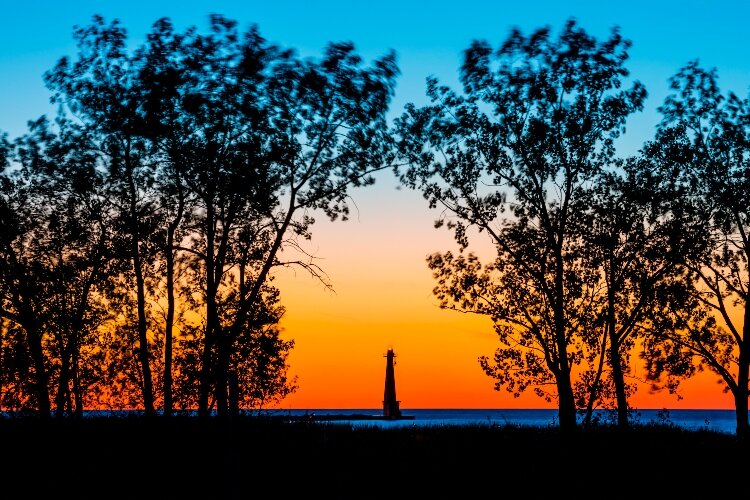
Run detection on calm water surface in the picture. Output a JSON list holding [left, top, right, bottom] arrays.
[[273, 408, 740, 434]]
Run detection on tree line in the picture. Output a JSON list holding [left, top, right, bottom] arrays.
[[397, 19, 750, 438], [1, 15, 749, 437], [0, 14, 398, 419]]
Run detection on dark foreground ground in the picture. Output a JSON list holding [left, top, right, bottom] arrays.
[[0, 415, 745, 499]]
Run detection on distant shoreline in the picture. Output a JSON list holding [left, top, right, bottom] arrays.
[[2, 407, 737, 431], [266, 407, 742, 435], [277, 412, 416, 421]]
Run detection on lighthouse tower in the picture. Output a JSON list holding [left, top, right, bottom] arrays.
[[382, 347, 401, 418]]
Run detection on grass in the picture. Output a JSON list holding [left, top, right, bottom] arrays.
[[0, 415, 744, 499]]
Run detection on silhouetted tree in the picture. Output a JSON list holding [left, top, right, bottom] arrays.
[[19, 118, 118, 417], [44, 17, 159, 416], [127, 15, 396, 418], [0, 117, 118, 417], [135, 18, 193, 417], [0, 126, 55, 416], [644, 61, 750, 438], [31, 14, 396, 418], [0, 132, 39, 412], [577, 155, 701, 427], [396, 20, 645, 431], [219, 40, 397, 416], [148, 16, 399, 417], [155, 16, 287, 417]]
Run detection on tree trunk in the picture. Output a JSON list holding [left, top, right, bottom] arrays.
[[199, 201, 217, 418], [72, 348, 83, 419], [24, 318, 50, 417], [733, 387, 749, 440], [125, 156, 155, 417], [555, 370, 577, 431], [553, 247, 577, 432], [228, 368, 239, 418], [607, 277, 629, 429], [163, 181, 185, 418], [583, 332, 608, 427], [54, 343, 71, 418], [163, 228, 176, 418], [609, 332, 629, 428], [199, 193, 235, 418], [735, 302, 750, 440], [554, 312, 577, 431], [214, 335, 229, 418], [133, 243, 155, 416], [198, 288, 216, 418]]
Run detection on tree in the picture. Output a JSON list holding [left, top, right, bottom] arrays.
[[577, 154, 701, 427], [148, 16, 289, 417], [40, 14, 398, 418], [18, 118, 118, 417], [644, 61, 750, 438], [152, 16, 399, 417], [0, 117, 117, 417], [0, 124, 55, 416], [129, 15, 397, 418], [396, 20, 645, 431], [219, 40, 398, 416], [135, 18, 193, 417], [0, 132, 41, 412], [44, 16, 159, 415]]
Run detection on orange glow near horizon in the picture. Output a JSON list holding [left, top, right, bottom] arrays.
[[273, 178, 737, 411]]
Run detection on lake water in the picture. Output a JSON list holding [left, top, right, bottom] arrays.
[[273, 408, 741, 434]]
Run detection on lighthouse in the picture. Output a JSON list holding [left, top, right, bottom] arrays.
[[382, 347, 401, 418]]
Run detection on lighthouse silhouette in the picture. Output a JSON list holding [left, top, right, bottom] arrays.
[[382, 347, 401, 418]]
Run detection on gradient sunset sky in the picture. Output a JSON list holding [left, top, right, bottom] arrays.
[[1, 0, 748, 409]]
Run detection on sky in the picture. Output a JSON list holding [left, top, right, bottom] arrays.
[[1, 0, 749, 409]]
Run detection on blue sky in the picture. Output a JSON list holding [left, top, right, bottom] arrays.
[[2, 0, 749, 153]]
